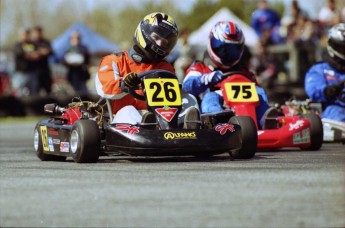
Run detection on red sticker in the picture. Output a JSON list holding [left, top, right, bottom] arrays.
[[115, 124, 140, 135], [215, 123, 235, 135], [155, 107, 178, 122]]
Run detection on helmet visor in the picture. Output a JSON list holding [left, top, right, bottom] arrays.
[[210, 37, 243, 67], [150, 32, 177, 53]]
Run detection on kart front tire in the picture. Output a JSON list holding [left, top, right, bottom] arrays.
[[34, 126, 66, 162], [70, 120, 100, 163], [229, 116, 257, 159], [302, 113, 323, 151]]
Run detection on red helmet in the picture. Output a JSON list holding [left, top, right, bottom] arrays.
[[207, 21, 245, 70]]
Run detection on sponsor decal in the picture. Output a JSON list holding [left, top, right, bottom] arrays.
[[257, 130, 264, 135], [48, 137, 54, 152], [215, 123, 235, 135], [115, 124, 140, 135], [48, 128, 59, 136], [155, 106, 178, 122], [326, 74, 337, 81], [164, 131, 196, 140], [60, 142, 70, 153], [40, 126, 49, 151], [289, 120, 304, 131], [324, 69, 335, 80], [293, 129, 310, 144], [53, 139, 60, 145]]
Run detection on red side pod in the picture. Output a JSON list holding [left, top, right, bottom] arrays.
[[60, 107, 82, 125], [257, 116, 312, 149]]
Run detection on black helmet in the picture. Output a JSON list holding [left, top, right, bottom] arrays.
[[326, 23, 345, 72], [133, 12, 178, 62]]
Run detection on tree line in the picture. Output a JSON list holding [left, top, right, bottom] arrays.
[[0, 0, 284, 48]]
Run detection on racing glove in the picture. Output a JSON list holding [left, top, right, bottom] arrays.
[[324, 82, 343, 100], [200, 71, 223, 86], [122, 72, 141, 89]]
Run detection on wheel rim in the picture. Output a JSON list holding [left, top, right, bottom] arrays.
[[34, 128, 39, 151], [70, 130, 79, 154]]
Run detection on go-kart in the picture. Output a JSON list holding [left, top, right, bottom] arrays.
[[281, 99, 345, 143], [211, 72, 323, 150], [34, 70, 256, 163]]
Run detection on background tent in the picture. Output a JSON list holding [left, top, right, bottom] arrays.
[[188, 8, 259, 49], [51, 22, 120, 62]]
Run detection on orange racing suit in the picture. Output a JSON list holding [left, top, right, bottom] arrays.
[[95, 51, 175, 114]]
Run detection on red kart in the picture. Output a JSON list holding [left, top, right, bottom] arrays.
[[216, 72, 323, 150]]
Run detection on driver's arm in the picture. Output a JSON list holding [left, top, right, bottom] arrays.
[[182, 62, 222, 96], [182, 70, 209, 96], [305, 64, 329, 102], [95, 55, 127, 99]]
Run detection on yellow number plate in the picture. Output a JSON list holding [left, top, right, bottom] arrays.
[[224, 82, 259, 102], [40, 126, 50, 151], [144, 78, 182, 106]]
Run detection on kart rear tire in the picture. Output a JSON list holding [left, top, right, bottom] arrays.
[[301, 113, 323, 151], [194, 153, 214, 159], [34, 126, 66, 162], [229, 116, 257, 159], [70, 120, 100, 163]]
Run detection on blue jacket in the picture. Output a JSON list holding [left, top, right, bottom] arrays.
[[305, 62, 345, 121], [305, 62, 345, 107]]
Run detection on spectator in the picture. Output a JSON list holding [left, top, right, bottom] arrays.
[[318, 0, 343, 61], [283, 0, 303, 25], [250, 41, 278, 89], [281, 0, 309, 40], [251, 0, 283, 45], [318, 0, 341, 29], [12, 28, 40, 96], [304, 23, 345, 122], [31, 25, 53, 95], [290, 0, 302, 22], [289, 12, 316, 43], [173, 28, 195, 83], [63, 31, 90, 95], [0, 54, 11, 96]]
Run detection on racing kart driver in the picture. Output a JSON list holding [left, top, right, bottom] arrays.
[[305, 23, 345, 122], [182, 21, 277, 129], [95, 12, 178, 124]]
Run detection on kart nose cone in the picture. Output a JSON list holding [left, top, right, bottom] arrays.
[[70, 130, 79, 153], [34, 128, 39, 151]]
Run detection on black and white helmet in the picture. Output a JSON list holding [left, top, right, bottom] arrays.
[[326, 23, 345, 72]]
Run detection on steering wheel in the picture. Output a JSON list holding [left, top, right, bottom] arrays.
[[120, 70, 177, 101]]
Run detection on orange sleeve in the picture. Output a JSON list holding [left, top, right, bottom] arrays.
[[95, 55, 125, 99]]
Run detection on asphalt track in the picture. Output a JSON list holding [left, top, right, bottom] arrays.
[[0, 121, 344, 227]]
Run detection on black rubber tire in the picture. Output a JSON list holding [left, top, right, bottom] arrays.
[[301, 113, 323, 151], [229, 116, 257, 159], [34, 126, 66, 162], [194, 153, 214, 159], [70, 120, 100, 163]]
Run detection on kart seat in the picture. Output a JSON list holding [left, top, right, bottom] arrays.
[[262, 107, 279, 130]]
